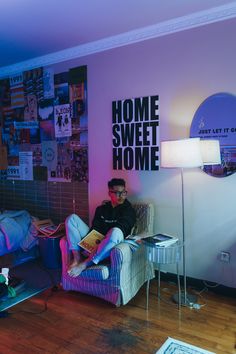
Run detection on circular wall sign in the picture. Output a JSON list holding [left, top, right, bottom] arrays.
[[190, 92, 236, 177]]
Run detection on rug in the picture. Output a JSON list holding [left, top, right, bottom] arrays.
[[0, 259, 61, 312], [156, 337, 215, 354]]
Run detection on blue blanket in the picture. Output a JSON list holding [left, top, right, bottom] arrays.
[[0, 210, 37, 255]]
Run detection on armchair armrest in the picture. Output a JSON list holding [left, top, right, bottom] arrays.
[[60, 237, 71, 274], [109, 242, 133, 277]]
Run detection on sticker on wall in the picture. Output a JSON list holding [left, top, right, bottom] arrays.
[[112, 95, 159, 170]]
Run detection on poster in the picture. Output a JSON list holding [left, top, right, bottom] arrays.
[[0, 146, 8, 170], [54, 104, 72, 138], [10, 72, 24, 108], [112, 95, 160, 170], [43, 67, 54, 99], [19, 151, 33, 180], [7, 166, 20, 180], [38, 99, 54, 120], [42, 140, 57, 170], [48, 142, 71, 182], [190, 92, 236, 177]]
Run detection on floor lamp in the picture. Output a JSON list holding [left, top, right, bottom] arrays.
[[160, 138, 221, 306], [200, 139, 221, 167], [161, 138, 203, 306]]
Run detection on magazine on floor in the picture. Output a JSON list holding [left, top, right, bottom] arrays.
[[78, 229, 105, 253]]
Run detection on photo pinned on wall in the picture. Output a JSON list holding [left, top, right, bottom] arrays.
[[70, 116, 88, 148], [8, 125, 21, 156], [0, 79, 11, 107], [8, 155, 19, 166], [40, 120, 55, 141], [7, 155, 20, 180], [23, 67, 44, 103], [2, 106, 14, 128], [29, 127, 41, 144], [9, 72, 24, 109], [0, 146, 8, 170], [7, 165, 20, 180], [54, 83, 69, 105], [19, 143, 31, 154], [54, 104, 72, 138], [43, 67, 54, 99], [13, 107, 25, 122], [38, 98, 54, 120], [19, 151, 33, 180], [54, 72, 69, 105], [31, 144, 42, 166], [33, 165, 48, 181], [24, 94, 38, 121], [71, 148, 88, 182], [0, 170, 7, 180], [42, 140, 57, 170], [48, 142, 71, 182], [19, 128, 31, 144], [70, 82, 85, 118]]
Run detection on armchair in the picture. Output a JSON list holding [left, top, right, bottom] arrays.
[[60, 201, 155, 306]]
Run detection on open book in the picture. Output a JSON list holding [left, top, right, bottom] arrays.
[[33, 219, 65, 237], [78, 229, 105, 253]]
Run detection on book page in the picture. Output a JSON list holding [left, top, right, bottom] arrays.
[[79, 229, 104, 253]]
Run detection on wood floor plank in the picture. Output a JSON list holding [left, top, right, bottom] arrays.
[[0, 280, 235, 354]]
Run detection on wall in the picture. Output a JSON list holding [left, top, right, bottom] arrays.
[[81, 17, 235, 287], [2, 17, 236, 287]]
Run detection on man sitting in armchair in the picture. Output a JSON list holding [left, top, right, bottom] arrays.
[[66, 178, 136, 277]]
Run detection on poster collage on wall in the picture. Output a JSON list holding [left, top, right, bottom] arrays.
[[0, 65, 88, 183]]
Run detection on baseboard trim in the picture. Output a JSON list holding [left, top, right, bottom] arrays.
[[158, 271, 236, 298]]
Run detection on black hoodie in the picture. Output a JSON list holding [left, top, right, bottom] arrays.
[[91, 199, 136, 238]]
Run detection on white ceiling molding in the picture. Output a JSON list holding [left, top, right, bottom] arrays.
[[0, 2, 236, 78]]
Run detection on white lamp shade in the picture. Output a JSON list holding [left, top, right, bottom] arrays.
[[161, 138, 203, 168], [200, 139, 221, 165]]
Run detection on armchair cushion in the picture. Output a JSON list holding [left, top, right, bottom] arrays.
[[79, 264, 110, 281]]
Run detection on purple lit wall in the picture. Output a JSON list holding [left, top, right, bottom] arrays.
[[79, 17, 236, 287], [5, 16, 236, 286]]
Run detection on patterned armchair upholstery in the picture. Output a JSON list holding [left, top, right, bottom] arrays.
[[60, 201, 155, 306]]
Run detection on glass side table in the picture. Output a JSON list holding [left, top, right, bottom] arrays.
[[142, 239, 182, 310]]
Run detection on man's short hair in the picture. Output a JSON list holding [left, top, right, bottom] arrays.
[[108, 178, 126, 189]]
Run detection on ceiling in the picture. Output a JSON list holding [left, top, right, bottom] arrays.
[[0, 0, 235, 71]]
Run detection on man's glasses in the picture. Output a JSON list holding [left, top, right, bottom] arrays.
[[110, 190, 127, 197]]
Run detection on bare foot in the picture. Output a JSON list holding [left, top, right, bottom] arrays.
[[68, 261, 87, 277], [68, 259, 80, 272]]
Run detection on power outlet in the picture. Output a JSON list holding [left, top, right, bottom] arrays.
[[220, 251, 230, 263]]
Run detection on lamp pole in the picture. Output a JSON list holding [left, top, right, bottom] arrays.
[[181, 168, 187, 305]]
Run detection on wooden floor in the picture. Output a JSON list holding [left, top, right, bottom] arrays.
[[0, 280, 236, 354]]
